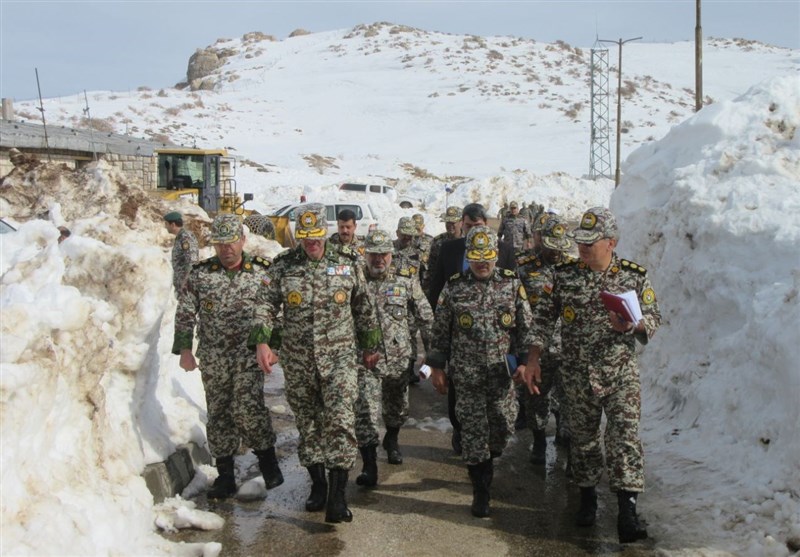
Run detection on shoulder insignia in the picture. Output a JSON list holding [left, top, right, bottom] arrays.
[[337, 244, 358, 260], [620, 259, 647, 274], [253, 256, 271, 268], [556, 258, 579, 269], [397, 267, 412, 277], [448, 272, 462, 282], [501, 268, 516, 278]]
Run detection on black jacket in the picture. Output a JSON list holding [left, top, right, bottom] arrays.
[[427, 237, 517, 308]]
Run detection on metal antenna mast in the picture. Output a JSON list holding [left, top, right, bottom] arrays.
[[589, 39, 612, 180], [83, 90, 98, 161], [34, 68, 52, 162]]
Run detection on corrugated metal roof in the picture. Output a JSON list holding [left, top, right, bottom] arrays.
[[0, 120, 178, 157]]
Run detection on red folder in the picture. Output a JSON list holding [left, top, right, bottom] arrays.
[[600, 290, 642, 324]]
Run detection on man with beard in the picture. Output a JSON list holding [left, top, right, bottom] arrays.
[[353, 229, 434, 486], [250, 203, 381, 524]]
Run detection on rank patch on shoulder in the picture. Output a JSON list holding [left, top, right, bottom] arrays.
[[333, 290, 347, 304], [457, 312, 474, 329], [642, 288, 656, 305], [562, 306, 576, 323], [518, 285, 527, 299], [287, 291, 302, 307]]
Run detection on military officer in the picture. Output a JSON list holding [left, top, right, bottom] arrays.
[[172, 214, 283, 500], [328, 209, 366, 262], [250, 203, 381, 524], [427, 226, 540, 518], [164, 211, 199, 291], [517, 214, 574, 464], [354, 229, 434, 487], [426, 205, 463, 299], [497, 201, 532, 253], [529, 207, 661, 543]]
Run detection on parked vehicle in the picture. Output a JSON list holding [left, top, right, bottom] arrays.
[[269, 201, 382, 248], [338, 182, 397, 202]]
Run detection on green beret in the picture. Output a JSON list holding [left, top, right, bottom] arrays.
[[164, 211, 182, 223]]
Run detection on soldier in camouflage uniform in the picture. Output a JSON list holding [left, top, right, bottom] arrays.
[[353, 229, 434, 487], [529, 207, 661, 543], [393, 216, 426, 384], [243, 214, 276, 241], [164, 211, 199, 291], [411, 213, 434, 292], [427, 206, 463, 300], [328, 208, 366, 262], [427, 226, 540, 518], [517, 214, 574, 464], [498, 201, 533, 253], [249, 203, 382, 524], [172, 214, 283, 500]]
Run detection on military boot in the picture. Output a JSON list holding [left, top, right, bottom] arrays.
[[207, 455, 237, 499], [467, 461, 491, 518], [325, 468, 353, 523], [355, 445, 378, 487], [305, 463, 327, 512], [254, 447, 284, 490], [617, 491, 648, 543], [575, 486, 598, 526], [530, 429, 547, 464], [382, 427, 403, 465]]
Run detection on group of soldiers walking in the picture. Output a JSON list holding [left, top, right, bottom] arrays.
[[166, 198, 661, 544]]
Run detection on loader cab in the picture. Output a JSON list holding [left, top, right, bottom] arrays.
[[156, 148, 251, 214]]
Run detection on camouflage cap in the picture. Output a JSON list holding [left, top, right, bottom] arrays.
[[570, 207, 618, 244], [295, 203, 327, 239], [210, 214, 243, 244], [163, 211, 182, 223], [540, 214, 573, 252], [439, 205, 462, 223], [411, 213, 425, 231], [509, 201, 519, 209], [397, 216, 420, 237], [364, 229, 394, 254], [533, 211, 549, 232], [465, 225, 498, 262]]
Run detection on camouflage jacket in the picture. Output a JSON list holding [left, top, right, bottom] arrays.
[[248, 243, 381, 371], [392, 241, 423, 280], [328, 233, 366, 263], [367, 268, 434, 376], [427, 268, 536, 370], [531, 254, 661, 394], [171, 227, 199, 291], [172, 251, 270, 365], [497, 215, 532, 251]]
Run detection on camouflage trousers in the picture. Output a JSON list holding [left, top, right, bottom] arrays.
[[564, 372, 644, 492], [453, 364, 518, 465], [355, 365, 410, 446], [523, 353, 569, 434], [200, 359, 277, 458], [283, 355, 359, 470]]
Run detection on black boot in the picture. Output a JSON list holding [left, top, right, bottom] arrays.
[[575, 486, 598, 526], [467, 461, 491, 518], [325, 468, 353, 523], [451, 428, 463, 455], [382, 427, 403, 465], [617, 491, 648, 543], [207, 455, 237, 499], [254, 447, 284, 490], [530, 429, 547, 464], [305, 463, 327, 512], [554, 410, 570, 447], [355, 445, 378, 487]]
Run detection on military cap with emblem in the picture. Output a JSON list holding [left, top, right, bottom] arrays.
[[541, 214, 573, 252], [364, 229, 394, 253], [396, 216, 420, 237], [295, 203, 328, 239], [464, 225, 498, 262], [411, 213, 425, 231], [509, 201, 519, 209], [210, 214, 243, 244], [439, 205, 463, 223], [164, 211, 182, 224], [570, 207, 618, 244]]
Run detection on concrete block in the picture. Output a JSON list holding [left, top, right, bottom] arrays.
[[142, 442, 211, 503]]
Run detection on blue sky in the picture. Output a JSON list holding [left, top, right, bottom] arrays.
[[1, 0, 798, 100]]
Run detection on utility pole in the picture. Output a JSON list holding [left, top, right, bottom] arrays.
[[34, 68, 52, 162], [695, 0, 704, 112], [599, 36, 641, 187]]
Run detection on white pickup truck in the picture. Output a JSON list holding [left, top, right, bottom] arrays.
[[269, 200, 382, 246]]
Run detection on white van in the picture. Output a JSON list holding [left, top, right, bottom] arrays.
[[338, 182, 397, 203]]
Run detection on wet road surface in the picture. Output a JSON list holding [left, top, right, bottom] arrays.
[[166, 377, 660, 556]]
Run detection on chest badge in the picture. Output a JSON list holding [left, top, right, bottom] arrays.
[[562, 305, 576, 323], [500, 312, 513, 327], [202, 300, 214, 312], [287, 291, 302, 307], [457, 312, 474, 329], [333, 290, 347, 304]]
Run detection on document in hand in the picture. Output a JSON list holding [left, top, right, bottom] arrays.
[[600, 290, 643, 325]]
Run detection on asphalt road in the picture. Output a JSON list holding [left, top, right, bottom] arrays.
[[167, 375, 659, 557]]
